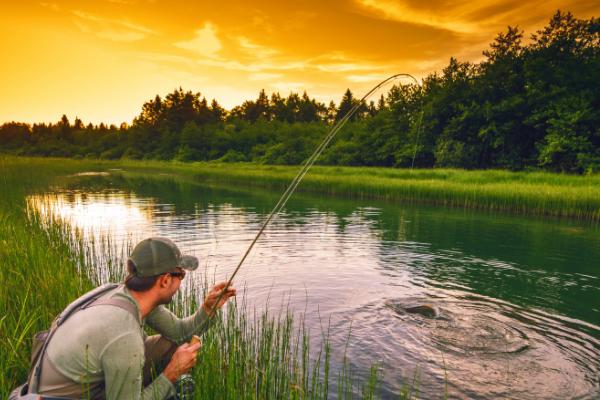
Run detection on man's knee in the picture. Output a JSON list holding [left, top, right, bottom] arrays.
[[145, 335, 178, 362], [143, 335, 177, 386]]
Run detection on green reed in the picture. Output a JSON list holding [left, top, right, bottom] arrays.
[[84, 157, 600, 221], [164, 163, 600, 222], [5, 156, 600, 221], [0, 158, 96, 396], [1, 156, 410, 399]]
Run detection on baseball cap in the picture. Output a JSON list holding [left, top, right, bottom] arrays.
[[128, 237, 199, 277]]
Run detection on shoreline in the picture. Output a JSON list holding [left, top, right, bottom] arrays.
[[3, 156, 599, 221]]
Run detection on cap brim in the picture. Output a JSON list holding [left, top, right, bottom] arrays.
[[180, 255, 199, 271]]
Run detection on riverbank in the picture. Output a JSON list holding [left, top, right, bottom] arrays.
[[6, 156, 600, 221], [125, 160, 600, 222], [0, 156, 388, 399]]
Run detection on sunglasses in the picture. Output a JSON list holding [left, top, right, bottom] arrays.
[[167, 270, 186, 279]]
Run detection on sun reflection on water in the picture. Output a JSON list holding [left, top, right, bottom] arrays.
[[28, 191, 154, 237]]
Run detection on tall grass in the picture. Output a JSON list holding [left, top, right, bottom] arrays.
[[0, 158, 96, 396], [0, 156, 410, 399], [160, 163, 600, 222]]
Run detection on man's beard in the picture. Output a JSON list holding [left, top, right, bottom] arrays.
[[159, 291, 175, 305]]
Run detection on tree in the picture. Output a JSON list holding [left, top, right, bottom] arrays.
[[210, 99, 226, 122], [58, 114, 72, 141], [335, 89, 355, 121]]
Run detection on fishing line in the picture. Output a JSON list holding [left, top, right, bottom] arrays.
[[200, 73, 420, 326]]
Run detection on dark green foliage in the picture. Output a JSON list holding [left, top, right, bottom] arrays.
[[1, 11, 598, 173]]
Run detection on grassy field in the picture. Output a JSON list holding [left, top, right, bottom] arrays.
[[0, 156, 408, 399]]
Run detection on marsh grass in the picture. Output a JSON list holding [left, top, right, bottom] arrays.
[[5, 156, 600, 221], [42, 157, 600, 221], [165, 163, 600, 222], [1, 156, 415, 399]]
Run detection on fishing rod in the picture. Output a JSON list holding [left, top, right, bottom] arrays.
[[198, 73, 420, 329]]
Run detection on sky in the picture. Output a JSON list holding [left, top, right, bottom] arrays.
[[1, 0, 598, 125]]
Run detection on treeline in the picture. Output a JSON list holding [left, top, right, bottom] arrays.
[[1, 11, 598, 173]]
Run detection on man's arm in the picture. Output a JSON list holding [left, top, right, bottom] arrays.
[[145, 304, 210, 344], [145, 282, 236, 344]]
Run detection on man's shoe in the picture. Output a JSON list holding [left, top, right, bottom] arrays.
[[172, 374, 195, 400]]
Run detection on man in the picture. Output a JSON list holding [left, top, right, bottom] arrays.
[[33, 237, 236, 399]]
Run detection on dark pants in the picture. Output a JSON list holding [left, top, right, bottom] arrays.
[[143, 335, 178, 387]]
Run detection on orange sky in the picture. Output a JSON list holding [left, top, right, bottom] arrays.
[[1, 0, 598, 125]]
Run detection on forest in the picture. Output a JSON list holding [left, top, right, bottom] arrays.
[[1, 11, 598, 173]]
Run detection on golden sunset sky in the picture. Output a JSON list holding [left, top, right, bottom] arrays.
[[1, 0, 598, 125]]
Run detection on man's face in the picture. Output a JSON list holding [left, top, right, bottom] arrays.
[[158, 268, 185, 305]]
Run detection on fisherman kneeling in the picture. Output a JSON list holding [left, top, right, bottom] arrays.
[[13, 237, 236, 400]]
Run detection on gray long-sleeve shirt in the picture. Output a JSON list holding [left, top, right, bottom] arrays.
[[39, 284, 210, 400]]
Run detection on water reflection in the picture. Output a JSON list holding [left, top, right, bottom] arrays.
[[30, 191, 154, 236], [27, 172, 600, 399]]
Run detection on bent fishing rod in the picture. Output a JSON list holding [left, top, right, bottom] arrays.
[[198, 73, 420, 330]]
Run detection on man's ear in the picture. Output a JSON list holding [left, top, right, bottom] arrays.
[[157, 274, 170, 289]]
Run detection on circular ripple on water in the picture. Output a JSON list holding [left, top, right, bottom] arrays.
[[362, 295, 600, 399], [385, 298, 530, 355], [430, 313, 530, 355]]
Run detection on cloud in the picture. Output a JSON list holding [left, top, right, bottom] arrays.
[[346, 73, 391, 83], [237, 37, 279, 58], [72, 10, 155, 42], [174, 23, 222, 57], [39, 2, 60, 11], [317, 62, 386, 73], [97, 30, 146, 41], [195, 58, 307, 73], [354, 0, 479, 33], [137, 52, 197, 68], [249, 72, 283, 81], [270, 81, 310, 93], [309, 53, 390, 73], [352, 0, 592, 38]]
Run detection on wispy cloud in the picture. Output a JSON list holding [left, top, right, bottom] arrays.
[[174, 23, 222, 57], [353, 0, 585, 37], [237, 37, 279, 58], [249, 72, 283, 81], [355, 0, 479, 33], [195, 58, 307, 73], [346, 73, 391, 83], [317, 62, 386, 73], [39, 2, 60, 11], [270, 81, 310, 93], [72, 10, 155, 42]]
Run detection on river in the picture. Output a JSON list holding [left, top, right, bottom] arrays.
[[28, 171, 600, 399]]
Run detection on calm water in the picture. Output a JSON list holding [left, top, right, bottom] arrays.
[[29, 172, 600, 399]]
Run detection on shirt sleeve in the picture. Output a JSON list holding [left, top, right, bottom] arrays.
[[101, 331, 175, 400], [145, 305, 210, 344]]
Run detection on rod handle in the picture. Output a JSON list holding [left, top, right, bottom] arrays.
[[189, 335, 201, 346]]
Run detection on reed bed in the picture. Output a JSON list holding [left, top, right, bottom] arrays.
[[0, 156, 404, 399], [4, 156, 599, 221], [116, 160, 600, 222]]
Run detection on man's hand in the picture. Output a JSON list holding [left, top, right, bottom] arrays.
[[163, 342, 201, 383], [202, 282, 236, 317]]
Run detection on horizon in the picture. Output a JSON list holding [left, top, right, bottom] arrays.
[[1, 1, 598, 125]]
